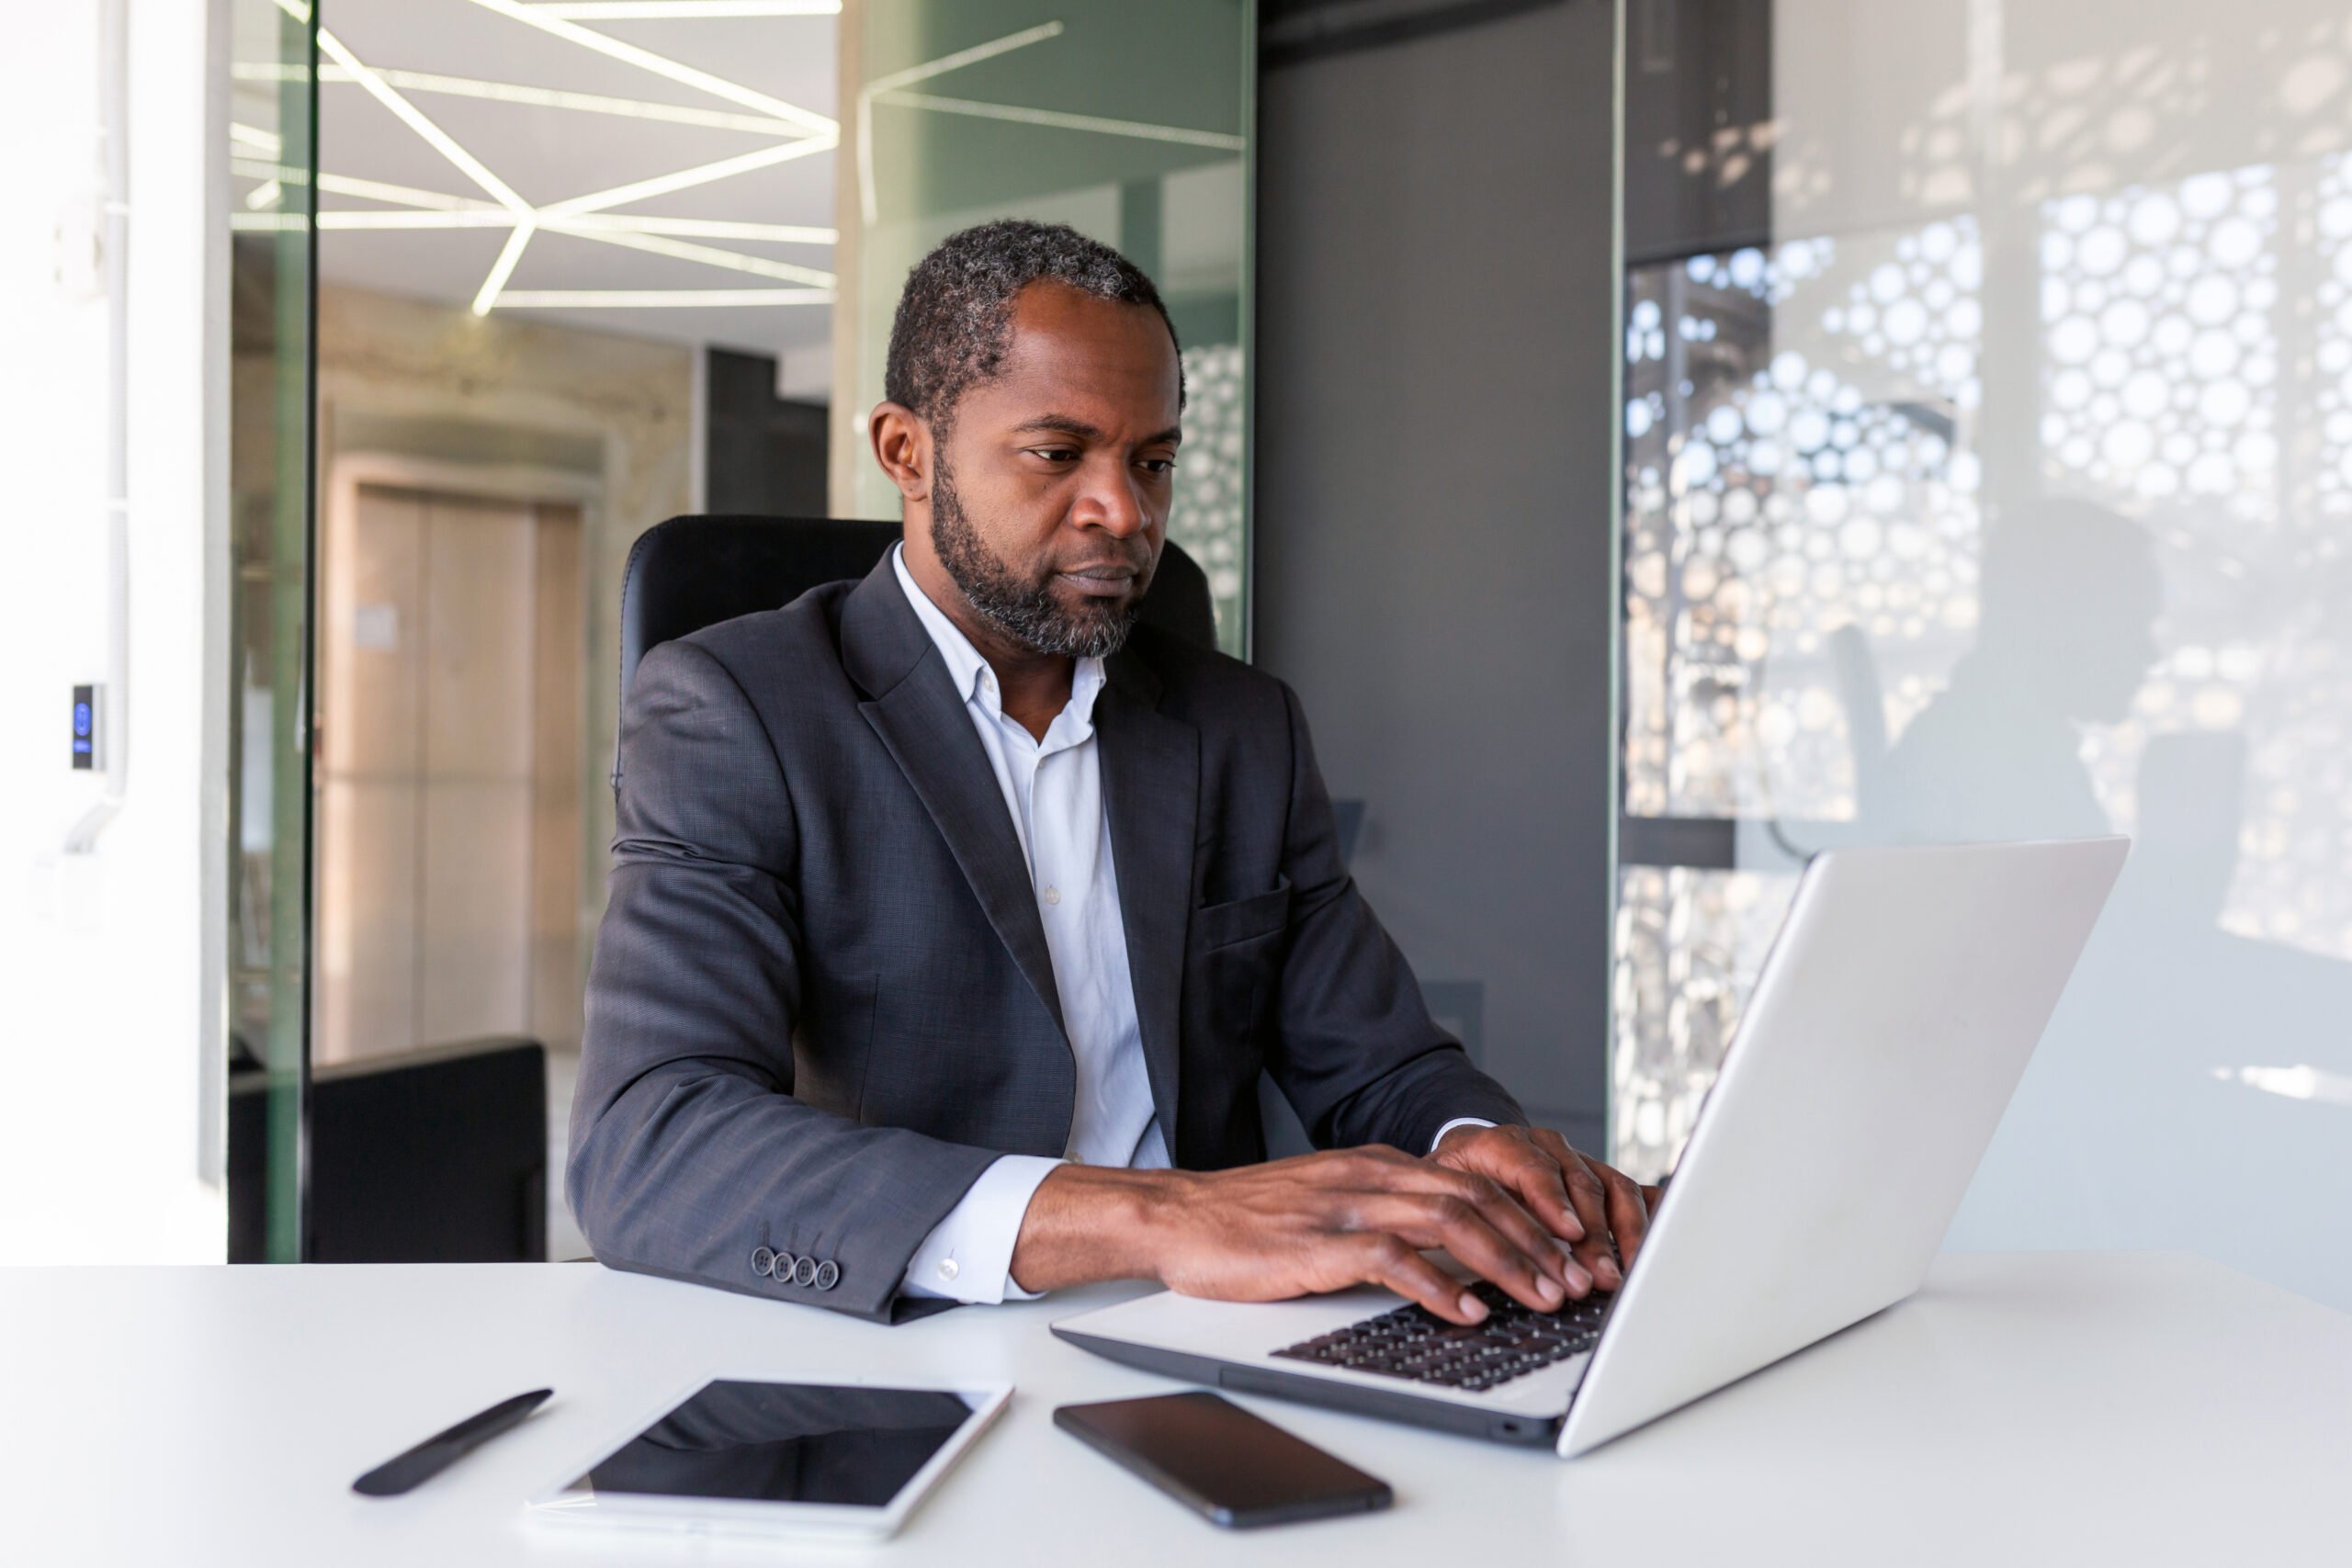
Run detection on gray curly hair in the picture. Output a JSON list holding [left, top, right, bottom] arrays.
[[883, 219, 1184, 431]]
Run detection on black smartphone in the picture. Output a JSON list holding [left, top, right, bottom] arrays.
[[1053, 1392, 1394, 1529]]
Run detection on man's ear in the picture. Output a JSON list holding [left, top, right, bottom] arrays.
[[868, 401, 932, 503]]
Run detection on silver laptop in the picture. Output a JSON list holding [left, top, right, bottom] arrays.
[[1054, 838, 2129, 1457]]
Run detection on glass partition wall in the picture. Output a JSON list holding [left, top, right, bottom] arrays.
[[222, 0, 1252, 1259], [243, 0, 832, 1262], [1617, 0, 2352, 1310], [840, 0, 1254, 654], [226, 0, 318, 1264]]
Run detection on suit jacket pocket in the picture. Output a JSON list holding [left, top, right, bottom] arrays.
[[1193, 877, 1293, 953]]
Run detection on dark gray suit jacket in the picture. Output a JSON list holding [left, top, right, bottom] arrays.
[[570, 555, 1526, 1322]]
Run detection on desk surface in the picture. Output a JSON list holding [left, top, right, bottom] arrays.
[[4, 1251, 2346, 1565]]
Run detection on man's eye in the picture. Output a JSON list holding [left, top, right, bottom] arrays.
[[1138, 457, 1177, 475], [1030, 446, 1080, 463]]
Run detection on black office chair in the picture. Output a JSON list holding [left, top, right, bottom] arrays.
[[616, 514, 1218, 729], [605, 515, 1318, 1156], [228, 1036, 548, 1263]]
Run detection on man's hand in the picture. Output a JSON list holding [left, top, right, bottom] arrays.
[[1009, 1147, 1580, 1325], [1429, 1124, 1657, 1294]]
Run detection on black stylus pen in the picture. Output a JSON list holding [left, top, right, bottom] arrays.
[[353, 1389, 553, 1497]]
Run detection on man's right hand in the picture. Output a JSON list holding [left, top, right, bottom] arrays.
[[1007, 1146, 1579, 1325]]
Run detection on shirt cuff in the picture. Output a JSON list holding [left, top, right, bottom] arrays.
[[1430, 1117, 1497, 1152], [900, 1154, 1065, 1304]]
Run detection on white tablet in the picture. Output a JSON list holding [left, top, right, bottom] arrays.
[[524, 1374, 1012, 1542]]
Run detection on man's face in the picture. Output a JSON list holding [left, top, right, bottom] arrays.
[[928, 282, 1182, 659]]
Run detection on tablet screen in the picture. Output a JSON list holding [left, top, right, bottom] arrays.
[[557, 1381, 982, 1508]]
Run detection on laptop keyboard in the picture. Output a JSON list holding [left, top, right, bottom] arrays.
[[1271, 1280, 1615, 1393]]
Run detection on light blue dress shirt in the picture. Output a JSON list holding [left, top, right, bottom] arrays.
[[889, 547, 1491, 1304], [893, 547, 1166, 1303]]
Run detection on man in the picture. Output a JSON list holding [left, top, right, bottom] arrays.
[[571, 220, 1651, 1326]]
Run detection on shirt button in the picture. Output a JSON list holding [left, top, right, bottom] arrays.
[[1043, 886, 1061, 906], [937, 1258, 960, 1283]]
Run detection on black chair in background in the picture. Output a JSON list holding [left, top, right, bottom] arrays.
[[616, 514, 1219, 726], [229, 1037, 547, 1263]]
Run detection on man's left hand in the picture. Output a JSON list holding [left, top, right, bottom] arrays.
[[1429, 1124, 1657, 1296]]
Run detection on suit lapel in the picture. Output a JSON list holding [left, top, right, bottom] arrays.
[[1095, 649, 1199, 1153], [843, 559, 1069, 1042]]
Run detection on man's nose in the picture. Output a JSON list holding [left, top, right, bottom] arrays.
[[1070, 457, 1151, 537]]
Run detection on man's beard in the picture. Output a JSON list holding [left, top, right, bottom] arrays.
[[930, 459, 1147, 659]]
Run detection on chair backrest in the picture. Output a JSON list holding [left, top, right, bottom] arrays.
[[229, 1037, 547, 1263], [616, 514, 1219, 785]]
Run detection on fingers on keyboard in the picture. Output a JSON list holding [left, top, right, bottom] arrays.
[[1272, 1282, 1612, 1392]]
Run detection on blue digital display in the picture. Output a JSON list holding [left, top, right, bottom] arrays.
[[72, 685, 97, 770]]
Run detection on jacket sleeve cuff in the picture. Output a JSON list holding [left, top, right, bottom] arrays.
[[899, 1155, 1065, 1304]]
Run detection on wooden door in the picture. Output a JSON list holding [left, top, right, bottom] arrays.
[[319, 484, 584, 1066]]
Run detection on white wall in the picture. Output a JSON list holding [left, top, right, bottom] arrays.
[[0, 0, 227, 1263]]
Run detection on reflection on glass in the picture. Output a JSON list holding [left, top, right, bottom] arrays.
[[1618, 0, 2352, 1309], [1878, 501, 2159, 843], [1622, 232, 1985, 829], [845, 0, 1253, 652], [1612, 864, 1796, 1175], [226, 0, 317, 1263]]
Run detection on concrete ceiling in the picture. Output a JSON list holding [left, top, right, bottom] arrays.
[[232, 0, 839, 374]]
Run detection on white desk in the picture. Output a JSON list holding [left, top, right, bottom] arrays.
[[5, 1251, 2346, 1565]]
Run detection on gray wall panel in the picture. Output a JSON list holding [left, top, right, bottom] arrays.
[[1254, 0, 1616, 1145]]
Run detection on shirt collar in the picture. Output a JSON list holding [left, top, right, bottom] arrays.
[[891, 543, 1105, 728]]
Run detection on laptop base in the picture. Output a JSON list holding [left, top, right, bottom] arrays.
[[1051, 1325, 1567, 1448]]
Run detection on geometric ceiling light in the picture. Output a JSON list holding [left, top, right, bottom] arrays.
[[232, 61, 818, 137], [492, 286, 834, 306], [311, 25, 542, 312], [462, 0, 836, 140], [854, 20, 1063, 227], [851, 19, 1247, 227], [350, 67, 819, 136], [525, 3, 842, 17], [873, 90, 1250, 152], [239, 6, 1247, 314], [243, 0, 842, 313]]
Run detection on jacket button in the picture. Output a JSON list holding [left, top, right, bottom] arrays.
[[751, 1246, 775, 1277], [792, 1256, 819, 1287], [814, 1259, 840, 1292], [772, 1252, 797, 1280]]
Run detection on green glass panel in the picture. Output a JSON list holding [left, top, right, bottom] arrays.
[[227, 0, 318, 1262], [850, 0, 1255, 654]]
